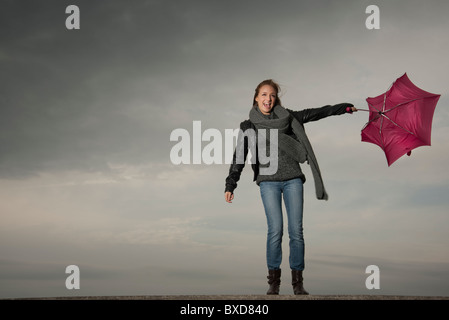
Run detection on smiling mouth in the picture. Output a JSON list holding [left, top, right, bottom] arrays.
[[263, 103, 271, 108]]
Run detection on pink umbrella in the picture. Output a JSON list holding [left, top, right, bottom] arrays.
[[360, 73, 440, 166]]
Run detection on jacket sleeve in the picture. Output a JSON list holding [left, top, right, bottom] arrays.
[[288, 103, 354, 124], [224, 120, 251, 193]]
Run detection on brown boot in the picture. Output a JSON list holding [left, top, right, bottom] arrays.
[[266, 269, 281, 295], [291, 270, 309, 295]]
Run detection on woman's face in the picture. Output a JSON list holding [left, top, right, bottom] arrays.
[[255, 85, 277, 115]]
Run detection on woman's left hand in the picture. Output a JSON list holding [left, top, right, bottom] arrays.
[[346, 106, 358, 113]]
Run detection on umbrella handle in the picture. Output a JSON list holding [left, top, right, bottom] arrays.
[[346, 107, 376, 114]]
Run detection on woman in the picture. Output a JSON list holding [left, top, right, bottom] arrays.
[[224, 79, 357, 295]]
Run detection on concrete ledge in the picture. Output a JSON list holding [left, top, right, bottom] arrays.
[[7, 294, 449, 300]]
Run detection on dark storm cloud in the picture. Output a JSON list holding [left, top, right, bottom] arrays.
[[0, 1, 164, 177], [0, 0, 362, 178], [2, 0, 449, 179], [0, 0, 220, 178]]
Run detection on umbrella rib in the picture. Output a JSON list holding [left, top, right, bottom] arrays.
[[384, 98, 423, 113], [382, 92, 387, 113], [381, 113, 416, 136], [379, 116, 385, 149], [361, 114, 381, 131], [365, 114, 381, 124], [367, 102, 381, 113], [378, 93, 386, 152], [361, 102, 381, 130]]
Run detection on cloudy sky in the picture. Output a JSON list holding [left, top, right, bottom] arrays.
[[1, 0, 449, 298]]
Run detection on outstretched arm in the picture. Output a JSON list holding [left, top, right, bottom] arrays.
[[288, 103, 355, 124]]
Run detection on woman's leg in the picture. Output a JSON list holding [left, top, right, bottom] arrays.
[[283, 178, 309, 295], [259, 181, 283, 270], [283, 178, 305, 271]]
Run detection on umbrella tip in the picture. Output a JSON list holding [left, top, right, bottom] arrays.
[[407, 151, 412, 156]]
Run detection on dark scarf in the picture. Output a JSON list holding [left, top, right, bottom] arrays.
[[249, 105, 328, 200]]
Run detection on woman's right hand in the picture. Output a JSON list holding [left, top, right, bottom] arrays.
[[224, 191, 234, 203]]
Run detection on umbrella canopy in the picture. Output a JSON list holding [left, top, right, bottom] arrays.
[[361, 73, 440, 166]]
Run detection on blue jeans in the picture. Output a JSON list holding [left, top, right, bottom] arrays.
[[259, 178, 305, 271]]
